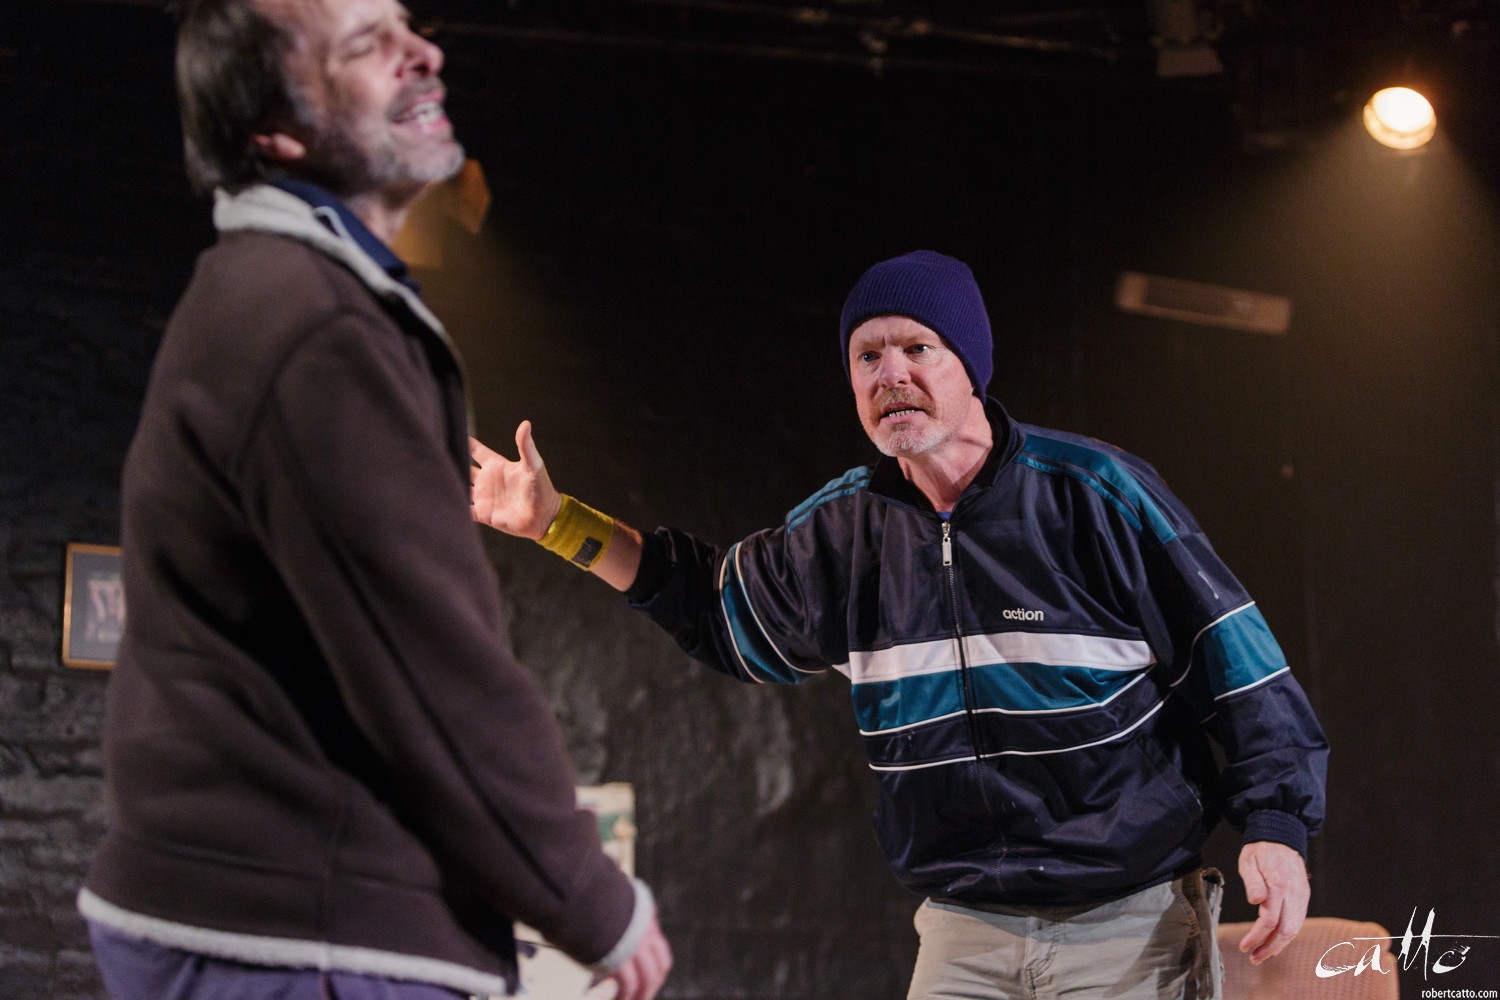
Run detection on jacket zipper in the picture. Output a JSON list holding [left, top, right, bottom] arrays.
[[941, 520, 982, 761]]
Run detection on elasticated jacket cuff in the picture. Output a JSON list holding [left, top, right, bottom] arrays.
[[1242, 810, 1310, 858], [588, 880, 654, 976]]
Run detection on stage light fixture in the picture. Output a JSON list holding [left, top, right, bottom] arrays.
[[1362, 86, 1436, 150], [1115, 272, 1291, 335]]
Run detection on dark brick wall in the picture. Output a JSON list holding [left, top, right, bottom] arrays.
[[4, 4, 1500, 999], [2, 6, 193, 996]]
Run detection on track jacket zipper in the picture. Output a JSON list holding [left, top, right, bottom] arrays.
[[941, 518, 982, 761]]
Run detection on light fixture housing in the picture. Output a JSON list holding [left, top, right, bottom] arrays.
[[1114, 272, 1292, 335], [1362, 86, 1437, 150]]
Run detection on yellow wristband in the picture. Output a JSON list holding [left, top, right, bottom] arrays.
[[537, 494, 616, 571]]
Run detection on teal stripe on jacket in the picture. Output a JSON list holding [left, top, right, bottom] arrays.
[[1018, 434, 1178, 544], [1199, 604, 1287, 697], [785, 467, 870, 532], [719, 543, 808, 684], [851, 659, 1148, 734]]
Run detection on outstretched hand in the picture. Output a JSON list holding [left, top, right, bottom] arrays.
[[592, 913, 672, 1000], [1237, 841, 1310, 965], [470, 421, 563, 539]]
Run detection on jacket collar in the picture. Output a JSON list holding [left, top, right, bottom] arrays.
[[212, 184, 447, 340], [212, 183, 473, 438], [867, 397, 1024, 511], [267, 178, 418, 294]]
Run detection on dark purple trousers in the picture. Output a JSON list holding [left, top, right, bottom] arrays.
[[88, 922, 474, 1000]]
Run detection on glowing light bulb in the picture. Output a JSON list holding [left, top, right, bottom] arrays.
[[1363, 87, 1437, 150]]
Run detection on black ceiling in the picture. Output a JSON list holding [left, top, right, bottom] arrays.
[[414, 0, 1496, 76], [41, 0, 1500, 153], [395, 0, 1496, 153], [50, 0, 1500, 87]]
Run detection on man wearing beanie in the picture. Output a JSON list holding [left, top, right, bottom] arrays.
[[471, 250, 1327, 1000]]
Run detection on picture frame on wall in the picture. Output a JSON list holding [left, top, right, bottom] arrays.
[[62, 543, 125, 669], [510, 783, 638, 1000]]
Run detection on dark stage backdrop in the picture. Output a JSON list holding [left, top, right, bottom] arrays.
[[3, 4, 1498, 999]]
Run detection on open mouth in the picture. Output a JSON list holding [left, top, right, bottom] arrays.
[[392, 93, 449, 128], [879, 402, 927, 422]]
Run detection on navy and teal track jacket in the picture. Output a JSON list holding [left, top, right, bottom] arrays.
[[626, 399, 1327, 906]]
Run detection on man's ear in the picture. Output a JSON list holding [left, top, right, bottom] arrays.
[[251, 129, 307, 165]]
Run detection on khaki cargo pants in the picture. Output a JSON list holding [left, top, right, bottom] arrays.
[[907, 870, 1224, 1000]]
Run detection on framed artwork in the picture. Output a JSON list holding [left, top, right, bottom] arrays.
[[62, 543, 125, 669]]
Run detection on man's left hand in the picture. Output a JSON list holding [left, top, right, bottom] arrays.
[[1236, 841, 1309, 964]]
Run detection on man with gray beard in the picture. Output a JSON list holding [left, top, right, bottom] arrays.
[[471, 250, 1327, 1000], [79, 1, 670, 997]]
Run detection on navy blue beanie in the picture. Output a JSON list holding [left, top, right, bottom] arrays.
[[839, 250, 992, 394]]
